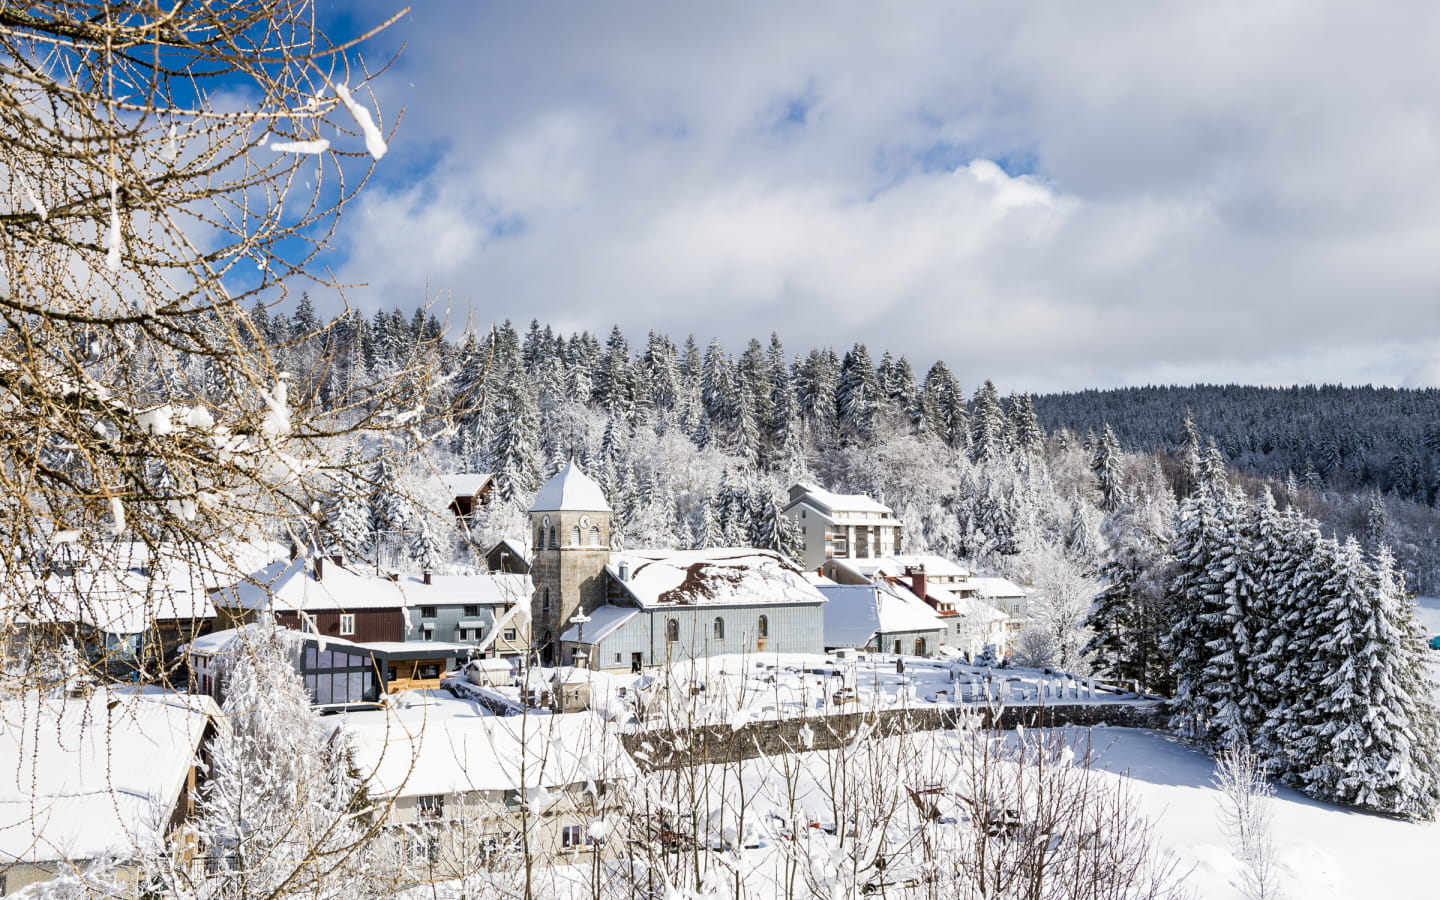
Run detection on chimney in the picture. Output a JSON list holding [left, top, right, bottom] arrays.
[[423, 570, 432, 586], [289, 543, 299, 561], [909, 569, 927, 601], [617, 561, 629, 582], [314, 556, 324, 581], [331, 554, 344, 568]]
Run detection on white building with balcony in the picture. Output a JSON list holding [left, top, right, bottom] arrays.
[[781, 483, 904, 570]]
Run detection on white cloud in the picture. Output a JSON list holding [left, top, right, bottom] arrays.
[[329, 0, 1440, 391]]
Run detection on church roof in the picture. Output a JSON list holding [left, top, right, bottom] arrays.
[[529, 460, 611, 513]]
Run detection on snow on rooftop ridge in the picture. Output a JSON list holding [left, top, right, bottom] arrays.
[[529, 460, 611, 513], [608, 547, 826, 608], [788, 483, 892, 515], [0, 689, 210, 863]]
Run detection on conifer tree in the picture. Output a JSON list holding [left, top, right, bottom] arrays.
[[836, 343, 879, 444], [325, 450, 373, 560], [489, 374, 542, 507], [969, 380, 1009, 462], [1092, 425, 1126, 512]]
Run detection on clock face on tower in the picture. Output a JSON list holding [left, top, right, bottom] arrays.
[[542, 514, 550, 528], [578, 515, 591, 528]]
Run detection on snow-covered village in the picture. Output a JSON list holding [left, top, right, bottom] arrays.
[[7, 2, 1440, 899]]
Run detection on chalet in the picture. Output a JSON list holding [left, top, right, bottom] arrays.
[[558, 548, 828, 673], [0, 688, 221, 895], [430, 472, 495, 520], [334, 698, 634, 880], [212, 556, 531, 658], [782, 483, 904, 569]]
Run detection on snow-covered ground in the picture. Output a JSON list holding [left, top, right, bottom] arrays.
[[478, 652, 1153, 732]]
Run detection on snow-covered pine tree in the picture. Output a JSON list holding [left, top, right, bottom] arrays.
[[1091, 425, 1126, 512], [171, 628, 398, 898], [325, 449, 373, 560], [367, 455, 411, 570], [408, 512, 444, 574], [488, 372, 542, 506], [920, 361, 966, 450], [969, 380, 1009, 462], [836, 343, 878, 444], [1297, 539, 1440, 817], [1162, 483, 1235, 747]]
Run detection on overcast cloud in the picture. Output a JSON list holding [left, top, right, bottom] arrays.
[[321, 1, 1440, 392]]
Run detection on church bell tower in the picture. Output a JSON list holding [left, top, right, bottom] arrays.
[[527, 461, 612, 665]]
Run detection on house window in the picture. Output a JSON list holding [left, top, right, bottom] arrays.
[[420, 606, 437, 619], [571, 525, 581, 546], [615, 652, 622, 664], [418, 663, 441, 679], [339, 614, 355, 636], [665, 618, 679, 643], [421, 625, 434, 641], [503, 628, 517, 642], [463, 605, 479, 618], [562, 824, 596, 850], [757, 615, 768, 638], [457, 627, 469, 641], [417, 794, 445, 820], [713, 617, 725, 640], [405, 830, 440, 865]]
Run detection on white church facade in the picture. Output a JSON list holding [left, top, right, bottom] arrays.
[[527, 463, 827, 671]]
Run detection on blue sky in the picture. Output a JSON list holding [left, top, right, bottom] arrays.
[[311, 1, 1440, 393]]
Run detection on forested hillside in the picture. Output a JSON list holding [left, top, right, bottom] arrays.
[[223, 304, 1440, 596], [1033, 384, 1440, 501]]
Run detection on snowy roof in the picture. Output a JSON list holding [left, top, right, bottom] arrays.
[[0, 689, 211, 864], [529, 461, 610, 513], [966, 576, 1028, 600], [607, 548, 827, 608], [818, 582, 945, 647], [922, 583, 1010, 623], [337, 703, 634, 797], [36, 570, 216, 634], [431, 472, 493, 498], [560, 605, 640, 644], [218, 558, 531, 614], [784, 484, 893, 517], [870, 555, 971, 580], [27, 541, 283, 634]]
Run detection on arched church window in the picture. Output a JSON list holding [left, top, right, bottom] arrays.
[[713, 617, 725, 640], [589, 526, 601, 547], [757, 615, 769, 638], [548, 526, 557, 548], [542, 587, 551, 612], [665, 618, 679, 643], [571, 526, 581, 547]]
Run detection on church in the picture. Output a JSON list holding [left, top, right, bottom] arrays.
[[527, 462, 827, 670]]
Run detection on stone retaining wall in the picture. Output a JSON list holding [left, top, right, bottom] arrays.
[[621, 701, 1171, 768]]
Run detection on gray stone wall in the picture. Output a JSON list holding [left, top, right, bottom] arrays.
[[621, 701, 1170, 769]]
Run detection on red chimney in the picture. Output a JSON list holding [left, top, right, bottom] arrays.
[[314, 556, 324, 581], [423, 571, 432, 586], [909, 570, 927, 600]]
